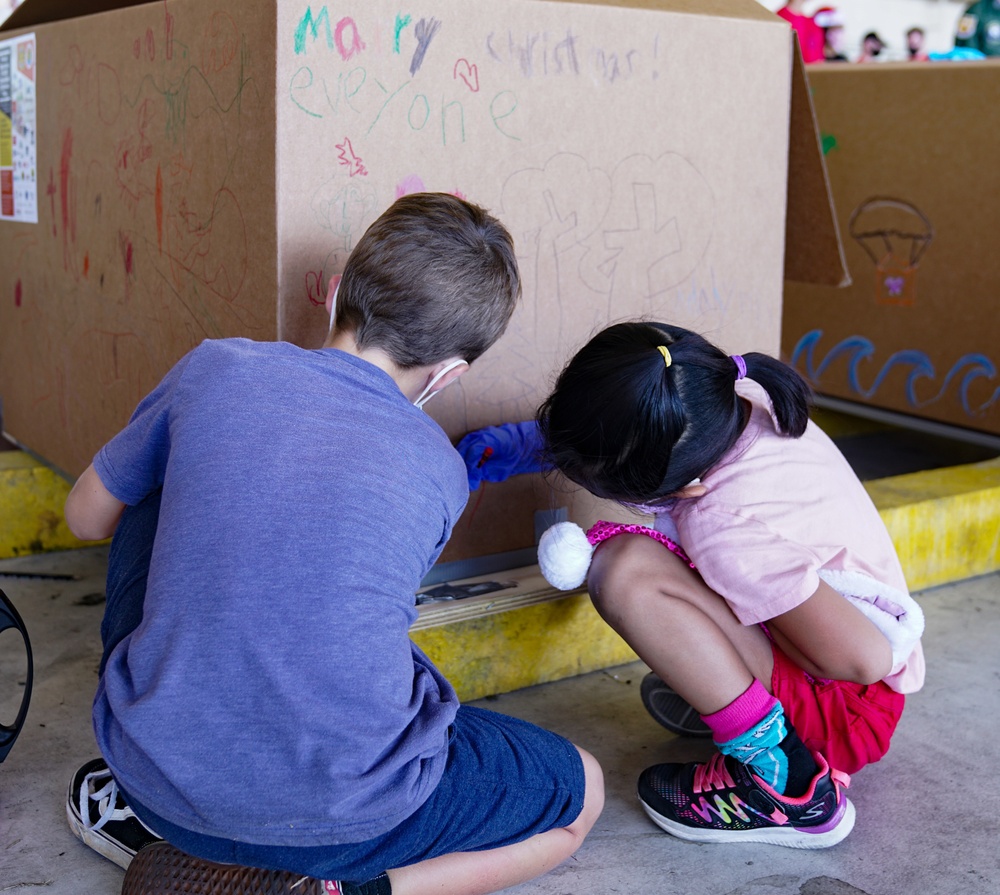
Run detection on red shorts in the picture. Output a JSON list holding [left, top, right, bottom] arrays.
[[770, 643, 905, 775], [585, 522, 907, 775]]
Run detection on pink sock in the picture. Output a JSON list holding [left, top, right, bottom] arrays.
[[701, 680, 778, 744]]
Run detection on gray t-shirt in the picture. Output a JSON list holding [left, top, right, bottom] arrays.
[[92, 339, 468, 846]]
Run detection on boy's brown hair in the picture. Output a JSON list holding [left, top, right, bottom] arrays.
[[334, 193, 521, 368]]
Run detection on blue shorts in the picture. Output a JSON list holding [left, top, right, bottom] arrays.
[[126, 704, 586, 882]]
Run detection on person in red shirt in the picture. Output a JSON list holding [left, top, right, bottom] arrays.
[[776, 1, 825, 63]]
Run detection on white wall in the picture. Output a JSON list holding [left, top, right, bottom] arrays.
[[0, 0, 18, 28], [759, 0, 970, 61]]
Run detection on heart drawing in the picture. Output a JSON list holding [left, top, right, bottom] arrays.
[[453, 58, 480, 93]]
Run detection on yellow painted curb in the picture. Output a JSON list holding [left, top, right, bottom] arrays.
[[866, 456, 1000, 592], [413, 591, 636, 703], [0, 451, 90, 558]]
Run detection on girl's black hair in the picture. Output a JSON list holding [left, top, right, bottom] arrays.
[[536, 322, 812, 503]]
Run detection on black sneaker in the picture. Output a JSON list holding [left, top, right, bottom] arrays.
[[66, 757, 163, 869], [638, 750, 854, 849], [640, 672, 712, 737]]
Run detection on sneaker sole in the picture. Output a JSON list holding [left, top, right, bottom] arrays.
[[639, 672, 712, 738], [122, 842, 329, 894], [639, 795, 856, 849], [65, 777, 135, 870]]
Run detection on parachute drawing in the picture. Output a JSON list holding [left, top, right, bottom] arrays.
[[848, 198, 934, 307]]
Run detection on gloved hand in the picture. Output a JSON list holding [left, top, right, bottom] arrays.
[[456, 420, 547, 491]]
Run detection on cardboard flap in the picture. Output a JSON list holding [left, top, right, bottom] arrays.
[[0, 0, 149, 31], [784, 44, 850, 287]]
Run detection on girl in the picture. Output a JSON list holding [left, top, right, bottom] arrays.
[[530, 321, 925, 848]]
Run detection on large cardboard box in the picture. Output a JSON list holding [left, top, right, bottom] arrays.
[[782, 62, 1000, 439], [1, 0, 843, 566]]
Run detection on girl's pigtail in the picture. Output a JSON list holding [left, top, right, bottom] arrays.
[[742, 353, 812, 437]]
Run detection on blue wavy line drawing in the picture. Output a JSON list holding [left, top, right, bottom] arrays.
[[791, 330, 1000, 417]]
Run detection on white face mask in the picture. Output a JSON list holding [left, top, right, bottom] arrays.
[[413, 359, 468, 409]]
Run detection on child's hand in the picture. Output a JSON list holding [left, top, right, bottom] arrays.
[[456, 421, 546, 490]]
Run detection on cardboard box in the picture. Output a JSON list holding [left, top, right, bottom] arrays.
[[1, 0, 843, 565], [782, 62, 1000, 439]]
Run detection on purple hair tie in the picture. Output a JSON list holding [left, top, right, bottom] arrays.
[[731, 354, 747, 380]]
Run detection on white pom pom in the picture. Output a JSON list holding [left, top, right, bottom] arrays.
[[538, 521, 595, 590]]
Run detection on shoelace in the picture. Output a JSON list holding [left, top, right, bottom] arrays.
[[692, 753, 736, 794], [80, 767, 147, 833], [290, 877, 343, 892]]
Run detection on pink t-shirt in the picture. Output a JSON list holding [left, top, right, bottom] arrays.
[[657, 380, 924, 694], [776, 7, 826, 63]]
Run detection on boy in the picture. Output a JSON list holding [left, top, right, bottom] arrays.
[[64, 193, 603, 895]]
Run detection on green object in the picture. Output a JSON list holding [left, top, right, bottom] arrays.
[[955, 1, 1000, 56]]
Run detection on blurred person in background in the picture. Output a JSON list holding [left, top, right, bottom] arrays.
[[955, 1, 1000, 56], [858, 31, 887, 63], [815, 7, 849, 62], [776, 0, 825, 63], [906, 27, 929, 61]]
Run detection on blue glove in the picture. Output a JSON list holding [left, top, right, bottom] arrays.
[[456, 420, 547, 491]]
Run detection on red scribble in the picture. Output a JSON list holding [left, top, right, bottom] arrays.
[[453, 59, 480, 93], [166, 187, 248, 302], [164, 2, 175, 60], [136, 100, 156, 152], [115, 101, 157, 211], [60, 129, 77, 269], [145, 28, 156, 61], [121, 232, 134, 276], [336, 138, 368, 177], [45, 170, 57, 237], [305, 270, 325, 307], [451, 189, 467, 200], [83, 253, 90, 278], [115, 139, 142, 210], [201, 12, 239, 74], [466, 482, 488, 528], [155, 164, 164, 254], [14, 279, 22, 307], [334, 17, 366, 60], [133, 38, 141, 60]]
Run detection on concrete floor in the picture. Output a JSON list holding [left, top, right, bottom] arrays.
[[2, 546, 999, 895]]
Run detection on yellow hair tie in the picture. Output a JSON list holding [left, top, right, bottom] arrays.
[[657, 345, 672, 368]]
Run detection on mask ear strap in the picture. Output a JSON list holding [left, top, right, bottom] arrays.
[[326, 280, 341, 334], [414, 360, 468, 409]]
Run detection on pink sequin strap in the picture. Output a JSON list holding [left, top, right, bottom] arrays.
[[585, 520, 696, 568]]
